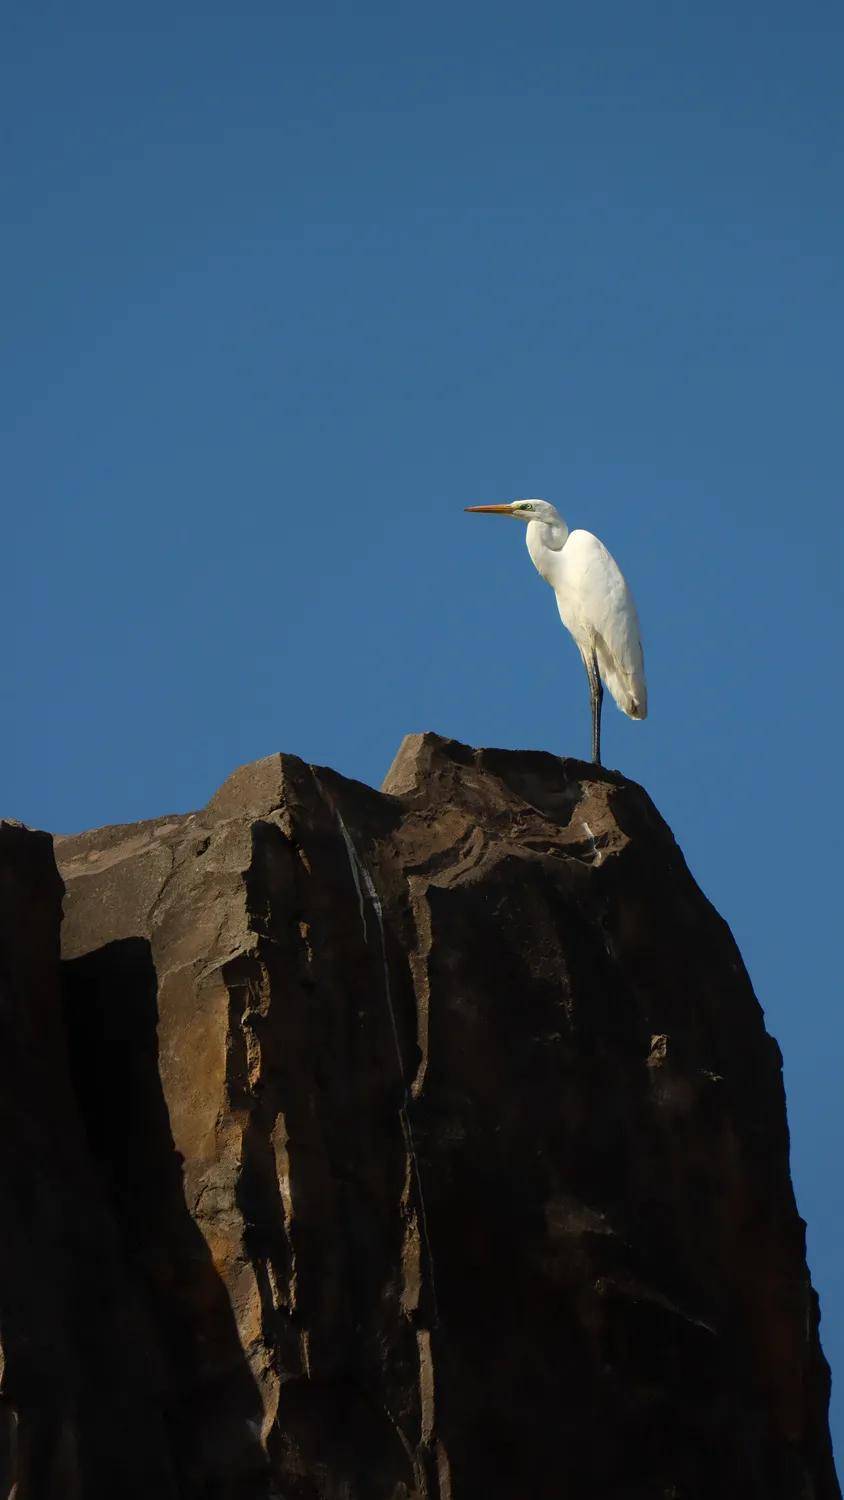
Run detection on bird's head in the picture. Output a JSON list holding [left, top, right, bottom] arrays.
[[464, 498, 561, 525]]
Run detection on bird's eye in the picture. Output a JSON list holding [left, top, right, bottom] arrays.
[[520, 503, 533, 512]]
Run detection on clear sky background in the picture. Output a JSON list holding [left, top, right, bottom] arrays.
[[4, 0, 843, 1457]]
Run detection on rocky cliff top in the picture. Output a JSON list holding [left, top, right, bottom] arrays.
[[0, 734, 838, 1499]]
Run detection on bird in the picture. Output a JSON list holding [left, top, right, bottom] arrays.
[[464, 499, 647, 766]]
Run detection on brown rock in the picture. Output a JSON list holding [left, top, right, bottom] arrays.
[[2, 735, 838, 1497]]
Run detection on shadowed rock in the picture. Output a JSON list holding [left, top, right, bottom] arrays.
[[0, 822, 179, 1499], [0, 735, 837, 1498]]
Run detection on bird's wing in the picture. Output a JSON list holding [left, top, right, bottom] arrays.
[[557, 530, 647, 718]]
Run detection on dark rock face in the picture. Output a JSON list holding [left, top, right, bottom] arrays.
[[0, 822, 178, 1499], [0, 737, 837, 1497]]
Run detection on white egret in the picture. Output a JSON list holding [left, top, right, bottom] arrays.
[[465, 499, 647, 765]]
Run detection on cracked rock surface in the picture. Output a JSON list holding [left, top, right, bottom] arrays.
[[0, 734, 838, 1498]]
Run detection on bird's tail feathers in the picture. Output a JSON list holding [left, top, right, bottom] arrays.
[[597, 640, 648, 721]]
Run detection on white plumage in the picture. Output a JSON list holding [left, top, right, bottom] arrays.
[[465, 498, 647, 764]]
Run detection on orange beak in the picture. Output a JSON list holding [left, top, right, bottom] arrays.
[[464, 503, 515, 515]]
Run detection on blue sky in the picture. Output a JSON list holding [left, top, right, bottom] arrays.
[[4, 0, 843, 1454]]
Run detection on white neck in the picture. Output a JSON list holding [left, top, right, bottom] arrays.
[[525, 516, 569, 585]]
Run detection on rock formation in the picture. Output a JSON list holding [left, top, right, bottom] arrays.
[[0, 821, 178, 1497], [0, 735, 838, 1498]]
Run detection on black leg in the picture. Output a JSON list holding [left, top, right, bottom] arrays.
[[583, 649, 603, 765]]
